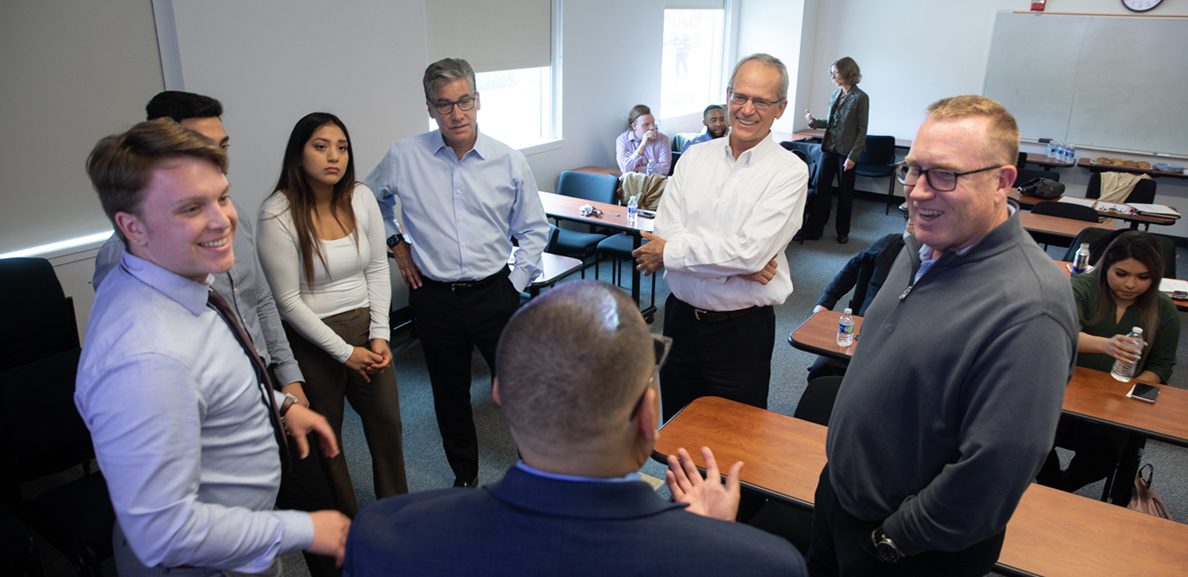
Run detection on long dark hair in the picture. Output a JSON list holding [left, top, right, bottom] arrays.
[[1085, 230, 1164, 370], [269, 112, 358, 289]]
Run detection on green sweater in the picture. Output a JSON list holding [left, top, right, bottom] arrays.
[[1071, 272, 1180, 383]]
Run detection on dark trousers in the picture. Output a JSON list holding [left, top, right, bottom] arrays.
[[807, 465, 1004, 577], [1037, 415, 1132, 501], [284, 308, 408, 518], [659, 295, 775, 423], [276, 432, 341, 577], [806, 149, 857, 237], [408, 268, 521, 482]]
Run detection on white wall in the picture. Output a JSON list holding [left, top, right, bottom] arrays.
[[795, 0, 1188, 236], [738, 0, 804, 136]]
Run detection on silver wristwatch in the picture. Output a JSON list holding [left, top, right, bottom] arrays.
[[872, 526, 903, 564]]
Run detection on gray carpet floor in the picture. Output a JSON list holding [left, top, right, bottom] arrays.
[[33, 196, 1188, 576]]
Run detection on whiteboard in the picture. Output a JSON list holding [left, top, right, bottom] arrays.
[[983, 12, 1188, 156]]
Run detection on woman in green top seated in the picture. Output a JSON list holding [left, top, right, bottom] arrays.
[[1038, 231, 1179, 495]]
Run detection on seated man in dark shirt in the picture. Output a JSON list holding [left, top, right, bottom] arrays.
[[807, 209, 912, 383], [344, 280, 807, 577]]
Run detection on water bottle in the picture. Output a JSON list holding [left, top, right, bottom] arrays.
[[626, 194, 639, 225], [836, 308, 855, 347], [1056, 142, 1066, 163], [1046, 141, 1055, 159], [1068, 143, 1077, 163], [1110, 327, 1144, 382], [1071, 243, 1090, 275], [646, 159, 656, 176]]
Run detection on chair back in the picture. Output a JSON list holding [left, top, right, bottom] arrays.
[[793, 376, 843, 427], [670, 150, 682, 174], [780, 141, 821, 188], [1015, 168, 1059, 188], [557, 171, 618, 204], [1031, 201, 1100, 223], [1087, 172, 1157, 205], [855, 136, 896, 170], [0, 349, 92, 483], [1061, 228, 1177, 279], [0, 258, 79, 372]]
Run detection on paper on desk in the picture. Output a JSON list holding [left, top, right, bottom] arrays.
[[1128, 203, 1180, 217], [1095, 200, 1134, 215], [1058, 196, 1097, 208], [1158, 278, 1188, 293]]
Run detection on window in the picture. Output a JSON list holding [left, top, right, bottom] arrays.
[[429, 66, 556, 150], [660, 8, 726, 119]]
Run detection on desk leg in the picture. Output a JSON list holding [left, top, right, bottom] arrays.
[[1103, 434, 1145, 506]]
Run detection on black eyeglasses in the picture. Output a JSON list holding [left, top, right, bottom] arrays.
[[431, 96, 477, 115], [728, 91, 783, 112], [629, 334, 673, 421], [896, 162, 1002, 193]]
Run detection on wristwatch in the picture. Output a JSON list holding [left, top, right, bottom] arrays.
[[872, 526, 903, 564], [386, 234, 403, 249]]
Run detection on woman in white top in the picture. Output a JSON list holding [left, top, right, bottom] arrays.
[[257, 112, 406, 516]]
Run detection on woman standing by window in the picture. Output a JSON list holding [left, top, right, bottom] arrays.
[[257, 112, 407, 516]]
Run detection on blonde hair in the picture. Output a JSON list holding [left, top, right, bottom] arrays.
[[926, 95, 1019, 166]]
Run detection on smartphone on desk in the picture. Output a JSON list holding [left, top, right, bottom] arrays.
[[1127, 383, 1159, 404], [638, 209, 656, 219]]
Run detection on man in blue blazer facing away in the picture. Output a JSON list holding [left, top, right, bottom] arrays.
[[344, 280, 806, 576]]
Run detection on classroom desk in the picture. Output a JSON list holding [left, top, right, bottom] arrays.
[[1008, 190, 1178, 229], [790, 310, 1188, 449], [1019, 211, 1123, 240], [1023, 152, 1077, 171], [653, 396, 1188, 577], [790, 129, 912, 149], [522, 253, 583, 297], [1078, 157, 1188, 181], [537, 191, 656, 320]]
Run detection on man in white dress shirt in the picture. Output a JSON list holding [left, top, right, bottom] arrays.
[[634, 54, 808, 421]]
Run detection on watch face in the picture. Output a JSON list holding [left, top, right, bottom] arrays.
[[876, 542, 900, 563], [1122, 0, 1162, 12]]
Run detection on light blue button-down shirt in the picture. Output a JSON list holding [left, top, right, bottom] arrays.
[[75, 253, 312, 572], [363, 129, 549, 292]]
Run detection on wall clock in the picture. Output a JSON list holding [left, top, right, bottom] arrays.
[[1122, 0, 1162, 13]]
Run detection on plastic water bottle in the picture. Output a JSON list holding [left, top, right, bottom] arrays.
[[1067, 143, 1077, 163], [1055, 142, 1066, 163], [1071, 243, 1091, 275], [627, 194, 639, 225], [1110, 327, 1144, 382], [646, 159, 656, 176], [1046, 141, 1055, 159], [836, 308, 855, 347]]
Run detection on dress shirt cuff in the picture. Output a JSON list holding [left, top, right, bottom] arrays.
[[383, 219, 400, 240], [509, 267, 532, 293], [274, 510, 316, 556], [273, 363, 305, 390]]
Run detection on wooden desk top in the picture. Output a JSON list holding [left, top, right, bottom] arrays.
[[792, 129, 911, 149], [1008, 190, 1177, 227], [538, 191, 653, 234], [790, 310, 1188, 448], [654, 396, 1188, 577], [1019, 211, 1122, 239], [1078, 157, 1188, 180]]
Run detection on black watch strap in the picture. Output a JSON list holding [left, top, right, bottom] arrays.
[[387, 234, 403, 248]]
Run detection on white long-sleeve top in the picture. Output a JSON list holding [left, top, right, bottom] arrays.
[[256, 184, 391, 363], [655, 135, 809, 311]]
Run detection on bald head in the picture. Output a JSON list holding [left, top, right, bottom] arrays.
[[496, 281, 655, 459]]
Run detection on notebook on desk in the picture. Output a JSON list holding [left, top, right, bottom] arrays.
[[1128, 203, 1180, 217]]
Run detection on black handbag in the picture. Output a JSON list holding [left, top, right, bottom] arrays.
[[1018, 177, 1065, 200]]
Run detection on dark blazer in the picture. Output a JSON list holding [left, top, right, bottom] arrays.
[[817, 232, 907, 316], [344, 466, 807, 576]]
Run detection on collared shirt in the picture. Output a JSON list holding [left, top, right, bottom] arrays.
[[656, 134, 809, 311], [514, 461, 642, 483], [616, 129, 672, 176], [681, 131, 715, 152], [76, 253, 313, 571], [91, 198, 305, 387], [915, 205, 1015, 283], [364, 129, 548, 292]]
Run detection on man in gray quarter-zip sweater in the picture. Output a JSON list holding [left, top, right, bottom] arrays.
[[807, 95, 1078, 577]]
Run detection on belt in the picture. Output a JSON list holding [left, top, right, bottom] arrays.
[[676, 298, 762, 323], [421, 265, 510, 293]]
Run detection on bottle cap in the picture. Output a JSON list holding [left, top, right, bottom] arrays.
[[843, 308, 852, 314]]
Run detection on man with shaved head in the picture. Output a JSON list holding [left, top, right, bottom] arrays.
[[344, 281, 806, 576]]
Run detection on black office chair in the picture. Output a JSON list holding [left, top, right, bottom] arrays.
[[1, 500, 42, 577], [0, 258, 79, 372], [781, 141, 821, 241], [852, 136, 897, 214], [0, 348, 115, 577], [793, 376, 844, 427], [1061, 228, 1177, 279], [1029, 201, 1101, 249], [670, 150, 682, 174], [551, 171, 620, 278], [1086, 172, 1157, 205]]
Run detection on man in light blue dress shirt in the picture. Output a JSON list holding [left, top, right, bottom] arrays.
[[77, 119, 350, 575], [364, 57, 548, 488]]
